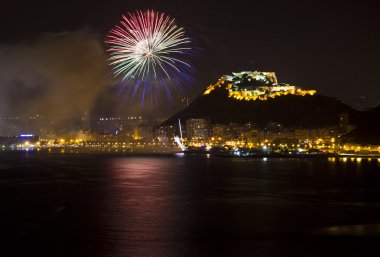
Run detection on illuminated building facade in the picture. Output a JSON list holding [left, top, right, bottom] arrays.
[[0, 134, 39, 146], [294, 129, 311, 141], [156, 125, 177, 144], [240, 129, 259, 146], [186, 119, 210, 142], [203, 71, 316, 101]]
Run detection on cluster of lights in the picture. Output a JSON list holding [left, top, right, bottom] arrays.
[[229, 87, 316, 101], [3, 133, 380, 158], [98, 117, 143, 121], [328, 157, 380, 163], [203, 71, 316, 101], [19, 134, 34, 138], [99, 117, 121, 121], [185, 136, 359, 155]]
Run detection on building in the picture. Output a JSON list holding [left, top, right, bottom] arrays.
[[294, 129, 311, 142], [203, 71, 316, 101], [80, 110, 91, 131], [186, 119, 210, 141], [240, 129, 259, 146], [156, 125, 177, 144], [0, 134, 40, 146], [93, 116, 145, 136]]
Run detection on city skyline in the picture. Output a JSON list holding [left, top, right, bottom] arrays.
[[1, 70, 377, 153]]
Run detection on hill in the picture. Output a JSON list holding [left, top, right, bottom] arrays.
[[163, 86, 358, 128], [342, 106, 380, 144]]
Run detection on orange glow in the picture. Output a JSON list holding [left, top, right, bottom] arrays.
[[202, 73, 316, 101]]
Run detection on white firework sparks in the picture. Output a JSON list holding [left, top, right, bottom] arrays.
[[106, 10, 192, 81]]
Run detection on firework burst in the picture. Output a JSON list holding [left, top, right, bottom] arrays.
[[106, 10, 195, 104]]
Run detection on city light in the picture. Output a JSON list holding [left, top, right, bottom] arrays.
[[19, 134, 34, 137], [203, 71, 316, 101]]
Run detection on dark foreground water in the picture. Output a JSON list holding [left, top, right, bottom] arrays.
[[1, 152, 380, 257]]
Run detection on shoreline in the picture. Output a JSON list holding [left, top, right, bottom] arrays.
[[1, 148, 380, 159]]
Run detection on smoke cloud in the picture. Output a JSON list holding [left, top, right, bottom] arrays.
[[0, 30, 113, 135]]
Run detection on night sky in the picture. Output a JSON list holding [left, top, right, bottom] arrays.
[[1, 0, 379, 120]]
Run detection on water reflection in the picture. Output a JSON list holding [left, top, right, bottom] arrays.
[[175, 152, 185, 157], [104, 158, 185, 256], [100, 156, 380, 256], [317, 224, 380, 236], [328, 157, 380, 167], [3, 154, 380, 257]]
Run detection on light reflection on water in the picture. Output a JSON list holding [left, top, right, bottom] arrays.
[[1, 154, 380, 257], [328, 156, 380, 166], [317, 224, 380, 236], [104, 158, 185, 257], [101, 156, 380, 256]]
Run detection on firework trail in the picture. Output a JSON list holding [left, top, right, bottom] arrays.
[[106, 10, 195, 105]]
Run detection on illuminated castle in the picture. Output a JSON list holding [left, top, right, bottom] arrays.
[[203, 71, 316, 101]]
